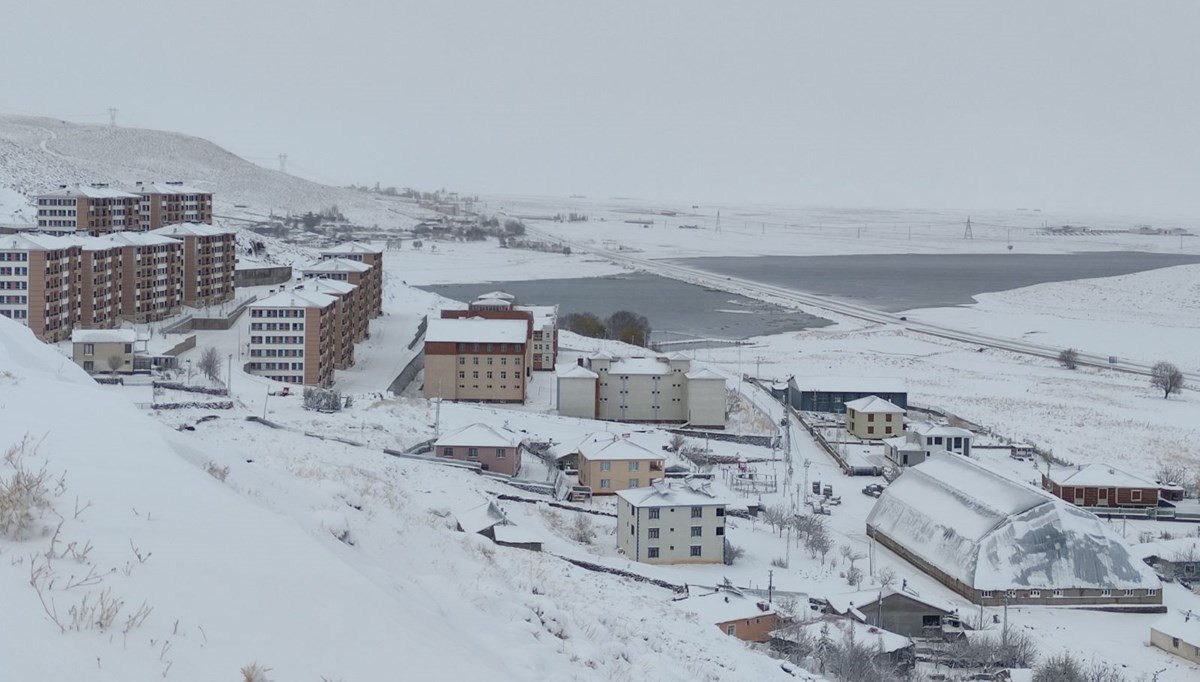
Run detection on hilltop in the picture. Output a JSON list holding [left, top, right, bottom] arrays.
[[0, 115, 434, 229]]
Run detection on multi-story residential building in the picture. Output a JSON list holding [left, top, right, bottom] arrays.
[[295, 278, 358, 370], [443, 293, 558, 371], [35, 184, 143, 236], [0, 234, 80, 342], [71, 328, 135, 374], [317, 242, 383, 317], [301, 258, 375, 320], [555, 352, 727, 428], [423, 317, 529, 403], [68, 237, 124, 329], [616, 478, 727, 564], [103, 232, 184, 323], [148, 223, 236, 308], [844, 395, 905, 440], [572, 433, 666, 495], [132, 182, 214, 230], [246, 289, 338, 387]]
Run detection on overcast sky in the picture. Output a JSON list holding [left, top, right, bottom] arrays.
[[4, 1, 1200, 215]]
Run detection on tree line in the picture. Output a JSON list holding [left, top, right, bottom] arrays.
[[562, 310, 651, 347]]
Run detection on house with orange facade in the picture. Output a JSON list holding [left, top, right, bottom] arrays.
[[673, 586, 778, 642]]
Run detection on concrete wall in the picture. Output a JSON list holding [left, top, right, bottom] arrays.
[[556, 376, 596, 419], [423, 347, 526, 403], [617, 498, 725, 564], [859, 593, 951, 638], [685, 377, 726, 427], [1151, 628, 1200, 665]]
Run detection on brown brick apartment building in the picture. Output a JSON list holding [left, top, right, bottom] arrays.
[[35, 182, 214, 235], [246, 290, 338, 387], [148, 223, 236, 308], [423, 317, 529, 403], [317, 242, 383, 317], [133, 182, 214, 230], [103, 232, 184, 323]]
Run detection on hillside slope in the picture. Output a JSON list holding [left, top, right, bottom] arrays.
[[0, 115, 432, 228]]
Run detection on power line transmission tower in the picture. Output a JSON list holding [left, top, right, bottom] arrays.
[[963, 217, 974, 239], [715, 210, 721, 233], [108, 108, 117, 127], [278, 154, 288, 173]]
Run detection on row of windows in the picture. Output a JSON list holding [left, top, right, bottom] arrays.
[[458, 371, 512, 380], [250, 322, 304, 331], [646, 546, 705, 558], [598, 461, 642, 471], [458, 356, 518, 366], [251, 309, 305, 318], [0, 253, 30, 262], [456, 384, 514, 391], [249, 349, 304, 358], [646, 507, 722, 519], [440, 448, 507, 459], [263, 375, 303, 383], [251, 336, 304, 344], [0, 309, 29, 319], [454, 342, 522, 353], [644, 526, 722, 539], [0, 295, 28, 304], [249, 362, 305, 371], [980, 588, 1157, 598], [0, 281, 28, 290]]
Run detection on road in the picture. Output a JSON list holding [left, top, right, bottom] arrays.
[[531, 227, 1198, 384]]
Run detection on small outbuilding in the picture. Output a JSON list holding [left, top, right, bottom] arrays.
[[1042, 463, 1160, 508], [674, 585, 778, 642], [1150, 609, 1200, 665]]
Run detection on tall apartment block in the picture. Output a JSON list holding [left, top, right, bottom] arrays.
[[0, 234, 80, 342], [35, 182, 214, 235], [103, 232, 185, 323], [148, 223, 236, 308], [69, 237, 124, 329], [246, 290, 338, 387], [423, 317, 529, 403], [317, 242, 383, 317]]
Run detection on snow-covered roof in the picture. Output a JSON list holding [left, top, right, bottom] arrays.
[[425, 318, 527, 344], [1151, 609, 1200, 644], [606, 356, 673, 375], [299, 278, 357, 296], [471, 296, 512, 308], [867, 453, 1161, 591], [514, 304, 556, 328], [252, 289, 336, 310], [38, 185, 140, 199], [101, 232, 182, 248], [149, 222, 231, 238], [791, 376, 907, 393], [1054, 463, 1158, 489], [71, 329, 136, 344], [883, 435, 925, 452], [320, 241, 381, 255], [1132, 537, 1200, 562], [616, 478, 724, 508], [667, 351, 691, 361], [492, 524, 542, 546], [301, 258, 371, 274], [589, 351, 614, 361], [455, 501, 506, 535], [674, 588, 775, 625], [685, 368, 725, 381], [435, 423, 522, 449], [0, 233, 76, 251], [575, 434, 664, 462], [556, 364, 599, 379], [772, 616, 911, 655], [908, 421, 974, 438], [477, 291, 515, 301], [133, 182, 209, 195], [844, 395, 905, 414]]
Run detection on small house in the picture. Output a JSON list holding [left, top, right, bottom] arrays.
[[852, 589, 964, 639], [674, 585, 778, 642], [1150, 609, 1200, 665], [71, 329, 136, 374], [574, 433, 665, 495], [771, 616, 914, 669], [843, 395, 905, 440], [435, 423, 524, 477], [1140, 538, 1200, 582], [1042, 464, 1160, 508]]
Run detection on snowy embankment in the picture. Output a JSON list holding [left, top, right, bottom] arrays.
[[0, 317, 795, 681]]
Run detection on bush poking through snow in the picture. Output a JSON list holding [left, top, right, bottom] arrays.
[[241, 663, 273, 682], [1057, 347, 1079, 370], [570, 514, 596, 544], [723, 539, 745, 565], [303, 387, 344, 412], [0, 437, 53, 540], [770, 556, 789, 569], [204, 461, 230, 482]]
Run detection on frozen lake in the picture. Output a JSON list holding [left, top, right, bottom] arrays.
[[673, 251, 1200, 312]]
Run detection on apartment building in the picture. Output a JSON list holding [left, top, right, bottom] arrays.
[[423, 317, 529, 403], [295, 278, 358, 369], [246, 289, 338, 387], [0, 234, 80, 342], [317, 242, 383, 317], [133, 182, 214, 230], [99, 232, 184, 323], [301, 258, 374, 321], [556, 352, 727, 427], [442, 292, 558, 371], [148, 223, 236, 308], [35, 184, 143, 235], [616, 478, 727, 564], [68, 237, 124, 329]]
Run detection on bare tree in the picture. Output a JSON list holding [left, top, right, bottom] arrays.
[[1057, 347, 1079, 370], [1150, 361, 1185, 398], [106, 354, 123, 374], [197, 346, 222, 384], [667, 433, 687, 453]]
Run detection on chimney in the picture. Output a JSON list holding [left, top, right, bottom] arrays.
[[577, 357, 584, 367]]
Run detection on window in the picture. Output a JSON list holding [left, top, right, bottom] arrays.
[[83, 343, 95, 355], [648, 508, 660, 520], [1123, 589, 1135, 597], [458, 371, 465, 379], [726, 624, 735, 636], [1005, 590, 1016, 599], [921, 615, 941, 627], [691, 507, 703, 518], [629, 461, 640, 471], [885, 413, 893, 422], [647, 547, 659, 559], [600, 461, 611, 471], [599, 479, 610, 489], [867, 413, 875, 422], [628, 479, 639, 488], [441, 448, 453, 457], [1146, 589, 1157, 597], [715, 507, 725, 517], [867, 426, 875, 434], [1172, 637, 1180, 649], [690, 526, 702, 537], [690, 546, 702, 557], [1100, 589, 1112, 597], [467, 448, 479, 458], [1131, 490, 1142, 502], [1029, 590, 1041, 598], [648, 527, 660, 539], [473, 357, 479, 364], [459, 357, 465, 365], [715, 527, 724, 536], [83, 360, 94, 371], [981, 591, 994, 599], [1053, 589, 1064, 598], [495, 448, 506, 458], [472, 371, 479, 379]]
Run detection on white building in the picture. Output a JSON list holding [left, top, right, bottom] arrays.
[[616, 478, 727, 564], [883, 420, 974, 466], [1150, 609, 1200, 665], [555, 352, 727, 428]]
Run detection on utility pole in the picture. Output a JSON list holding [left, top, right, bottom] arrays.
[[963, 217, 974, 239], [108, 108, 117, 127], [278, 153, 288, 173], [715, 211, 721, 233], [262, 385, 269, 419], [768, 569, 774, 603], [227, 353, 232, 398]]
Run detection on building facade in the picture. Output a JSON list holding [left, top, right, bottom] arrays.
[[616, 478, 726, 564], [555, 352, 727, 428], [574, 434, 666, 495], [297, 278, 359, 369], [104, 232, 184, 323], [148, 223, 236, 308], [0, 234, 80, 342], [246, 290, 337, 387], [71, 329, 135, 374], [133, 182, 214, 230], [72, 238, 124, 329], [434, 423, 524, 476], [317, 242, 383, 317], [785, 376, 908, 413], [423, 317, 529, 403], [1042, 464, 1161, 508], [35, 185, 142, 235]]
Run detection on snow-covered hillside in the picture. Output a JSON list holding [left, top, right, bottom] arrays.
[[0, 115, 433, 228], [0, 316, 795, 681]]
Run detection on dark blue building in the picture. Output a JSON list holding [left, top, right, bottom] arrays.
[[787, 376, 908, 413]]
